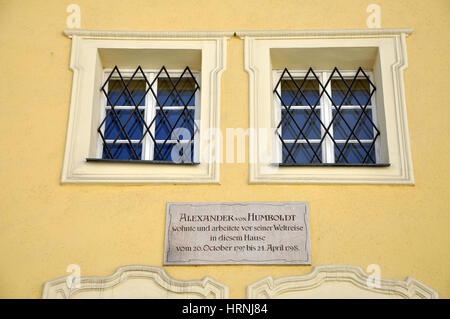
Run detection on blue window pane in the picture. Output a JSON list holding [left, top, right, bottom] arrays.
[[331, 79, 372, 106], [104, 110, 145, 140], [332, 109, 374, 140], [107, 80, 146, 106], [281, 109, 321, 140], [102, 143, 142, 160], [154, 143, 194, 163], [154, 109, 195, 141], [282, 143, 321, 164], [280, 79, 319, 106], [334, 143, 376, 164], [157, 78, 196, 106]]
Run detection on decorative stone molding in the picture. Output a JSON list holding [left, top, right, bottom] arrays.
[[64, 29, 235, 39], [247, 265, 438, 299], [42, 265, 229, 299], [238, 28, 415, 184]]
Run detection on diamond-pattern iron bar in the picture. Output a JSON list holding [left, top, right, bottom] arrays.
[[274, 67, 379, 164]]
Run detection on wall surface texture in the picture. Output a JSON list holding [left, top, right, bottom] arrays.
[[0, 0, 449, 298]]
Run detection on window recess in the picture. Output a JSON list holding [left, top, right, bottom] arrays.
[[86, 65, 200, 164], [274, 67, 388, 167]]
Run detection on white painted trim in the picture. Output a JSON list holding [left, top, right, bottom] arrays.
[[246, 265, 438, 299], [42, 265, 229, 299], [61, 31, 229, 184], [242, 28, 415, 184]]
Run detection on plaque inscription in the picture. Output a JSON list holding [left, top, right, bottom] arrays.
[[164, 202, 310, 265]]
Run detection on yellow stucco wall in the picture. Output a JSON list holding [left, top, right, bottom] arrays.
[[0, 0, 449, 298]]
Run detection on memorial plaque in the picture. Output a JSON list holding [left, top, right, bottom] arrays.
[[164, 202, 310, 265]]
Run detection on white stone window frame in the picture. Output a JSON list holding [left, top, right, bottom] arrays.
[[61, 30, 232, 184], [238, 29, 414, 184]]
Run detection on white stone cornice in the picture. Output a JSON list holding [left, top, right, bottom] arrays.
[[64, 29, 235, 39], [236, 28, 413, 38]]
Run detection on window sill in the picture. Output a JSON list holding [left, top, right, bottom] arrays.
[[86, 158, 200, 165]]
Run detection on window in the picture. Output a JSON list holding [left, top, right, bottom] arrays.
[[239, 28, 414, 184], [61, 30, 232, 184], [274, 67, 386, 166], [88, 66, 200, 164]]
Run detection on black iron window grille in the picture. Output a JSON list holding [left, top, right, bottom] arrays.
[[274, 67, 387, 166], [88, 65, 200, 164]]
